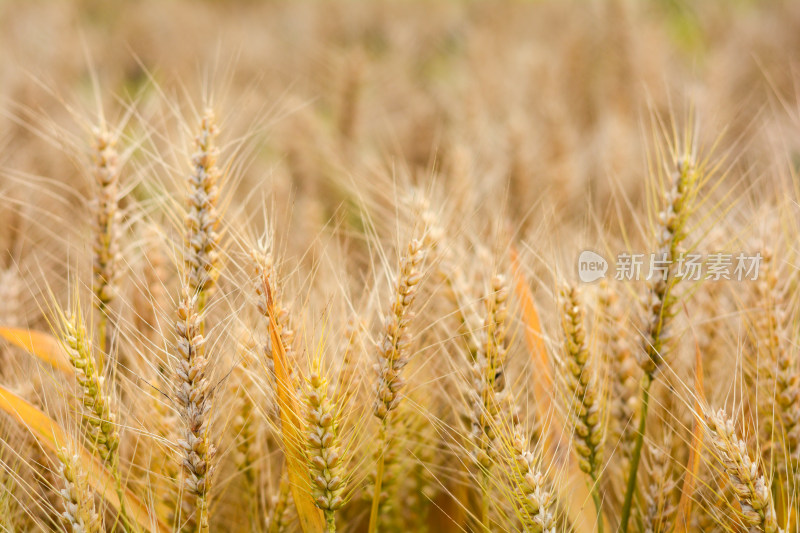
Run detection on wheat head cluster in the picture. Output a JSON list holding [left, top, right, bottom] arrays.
[[2, 0, 800, 532]]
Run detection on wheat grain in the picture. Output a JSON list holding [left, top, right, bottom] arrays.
[[705, 408, 782, 533], [509, 427, 556, 533], [369, 228, 434, 532], [56, 445, 102, 533], [304, 362, 345, 532], [173, 289, 215, 532]]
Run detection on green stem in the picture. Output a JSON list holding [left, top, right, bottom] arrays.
[[590, 474, 604, 533], [325, 510, 336, 533], [480, 468, 491, 532], [367, 421, 387, 533], [197, 493, 209, 533], [112, 467, 134, 532], [619, 372, 653, 533]]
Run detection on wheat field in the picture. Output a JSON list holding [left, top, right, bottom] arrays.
[[2, 1, 800, 532]]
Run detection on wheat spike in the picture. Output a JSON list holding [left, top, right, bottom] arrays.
[[705, 408, 782, 533]]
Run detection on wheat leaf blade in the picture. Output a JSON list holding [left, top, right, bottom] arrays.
[[510, 249, 600, 533], [673, 340, 706, 533], [264, 289, 326, 533], [510, 249, 551, 391], [0, 327, 74, 375]]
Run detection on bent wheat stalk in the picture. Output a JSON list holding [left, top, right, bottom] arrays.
[[0, 385, 170, 533], [55, 305, 132, 529]]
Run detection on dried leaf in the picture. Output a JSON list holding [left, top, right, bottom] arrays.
[[510, 246, 604, 533], [263, 284, 326, 533], [0, 327, 73, 375], [673, 337, 705, 532]]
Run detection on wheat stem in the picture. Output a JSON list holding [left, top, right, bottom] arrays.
[[620, 372, 652, 533], [367, 421, 387, 533], [325, 510, 336, 533], [621, 150, 701, 532]]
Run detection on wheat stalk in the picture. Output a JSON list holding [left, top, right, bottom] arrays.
[[620, 143, 703, 532], [54, 303, 134, 530], [368, 231, 432, 533], [173, 288, 215, 532]]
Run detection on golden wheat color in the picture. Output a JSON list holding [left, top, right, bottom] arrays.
[[2, 1, 800, 532]]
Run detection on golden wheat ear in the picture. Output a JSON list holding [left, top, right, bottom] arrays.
[[250, 245, 327, 533], [303, 359, 346, 532], [467, 274, 511, 530], [558, 283, 606, 532], [507, 426, 557, 533], [705, 407, 782, 533], [620, 122, 715, 533], [170, 107, 225, 533], [88, 126, 123, 360], [368, 223, 436, 533]]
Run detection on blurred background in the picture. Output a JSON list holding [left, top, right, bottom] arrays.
[[2, 0, 800, 300]]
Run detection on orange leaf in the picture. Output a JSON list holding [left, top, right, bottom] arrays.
[[509, 248, 551, 391], [0, 327, 73, 375], [262, 284, 326, 533], [673, 339, 705, 532], [509, 246, 603, 533]]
